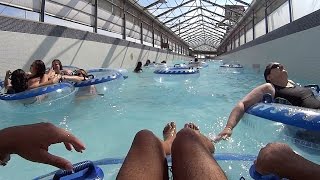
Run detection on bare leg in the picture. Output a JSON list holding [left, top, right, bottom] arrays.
[[255, 142, 320, 179], [117, 122, 176, 180], [172, 123, 227, 180]]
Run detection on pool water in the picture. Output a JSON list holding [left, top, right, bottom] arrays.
[[0, 61, 319, 180]]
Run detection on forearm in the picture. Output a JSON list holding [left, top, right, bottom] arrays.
[[225, 102, 245, 129], [4, 79, 11, 90], [62, 75, 84, 82], [0, 128, 12, 155], [284, 155, 320, 179]]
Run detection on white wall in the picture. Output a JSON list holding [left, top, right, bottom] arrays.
[[219, 25, 320, 84], [0, 30, 191, 75], [292, 0, 320, 21]]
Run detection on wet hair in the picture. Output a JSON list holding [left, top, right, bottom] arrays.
[[75, 69, 94, 79], [134, 62, 143, 73], [194, 58, 198, 62], [31, 60, 46, 78], [264, 62, 279, 83], [10, 69, 28, 93], [144, 60, 151, 66], [52, 59, 63, 70]]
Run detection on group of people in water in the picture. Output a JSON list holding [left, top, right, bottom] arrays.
[[3, 59, 94, 96], [1, 61, 320, 179], [133, 58, 206, 74], [133, 60, 167, 73]]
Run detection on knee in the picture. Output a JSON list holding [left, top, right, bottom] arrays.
[[132, 129, 160, 145], [257, 142, 293, 165], [175, 128, 196, 141], [134, 129, 155, 140], [261, 142, 291, 155]]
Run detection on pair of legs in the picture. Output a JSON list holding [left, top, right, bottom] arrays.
[[117, 122, 227, 180]]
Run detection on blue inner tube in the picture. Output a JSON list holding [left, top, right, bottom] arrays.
[[0, 83, 74, 101], [249, 164, 280, 180], [52, 161, 103, 180], [220, 64, 243, 68], [74, 68, 123, 88], [33, 153, 256, 180], [154, 67, 199, 74], [246, 94, 320, 131]]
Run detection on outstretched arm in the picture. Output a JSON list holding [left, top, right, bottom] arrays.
[[28, 74, 59, 89], [214, 83, 275, 142], [62, 75, 86, 82], [0, 122, 85, 170]]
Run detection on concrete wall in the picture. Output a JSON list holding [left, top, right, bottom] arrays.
[[0, 15, 191, 75], [218, 10, 320, 84]]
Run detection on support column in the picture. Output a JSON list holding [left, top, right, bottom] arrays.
[[252, 9, 255, 40], [152, 21, 155, 47], [40, 0, 45, 22], [140, 21, 143, 44], [160, 33, 163, 49], [244, 26, 247, 43], [288, 0, 293, 22], [94, 0, 98, 33], [264, 1, 268, 34], [122, 0, 126, 40]]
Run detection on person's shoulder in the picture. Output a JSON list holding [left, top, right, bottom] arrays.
[[249, 83, 274, 94]]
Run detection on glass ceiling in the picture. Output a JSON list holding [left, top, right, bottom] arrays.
[[134, 0, 252, 51]]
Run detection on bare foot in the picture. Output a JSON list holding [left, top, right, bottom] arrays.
[[162, 122, 177, 155], [184, 122, 215, 153]]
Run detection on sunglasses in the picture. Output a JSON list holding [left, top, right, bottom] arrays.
[[270, 63, 284, 71]]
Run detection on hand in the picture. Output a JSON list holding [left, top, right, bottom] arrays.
[[48, 68, 56, 78], [5, 70, 11, 79], [0, 122, 85, 170], [51, 75, 60, 84], [65, 70, 73, 76], [255, 143, 295, 176], [212, 127, 232, 143]]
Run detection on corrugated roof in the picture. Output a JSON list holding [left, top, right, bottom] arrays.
[[134, 0, 251, 51]]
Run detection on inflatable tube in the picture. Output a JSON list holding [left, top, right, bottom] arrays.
[[249, 164, 282, 180], [73, 68, 124, 96], [0, 83, 76, 113], [34, 161, 103, 180], [33, 153, 256, 180], [220, 64, 243, 68], [0, 83, 73, 101], [153, 67, 200, 83], [173, 63, 189, 69], [246, 99, 320, 131], [154, 67, 199, 75], [74, 68, 123, 87], [116, 68, 129, 79]]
